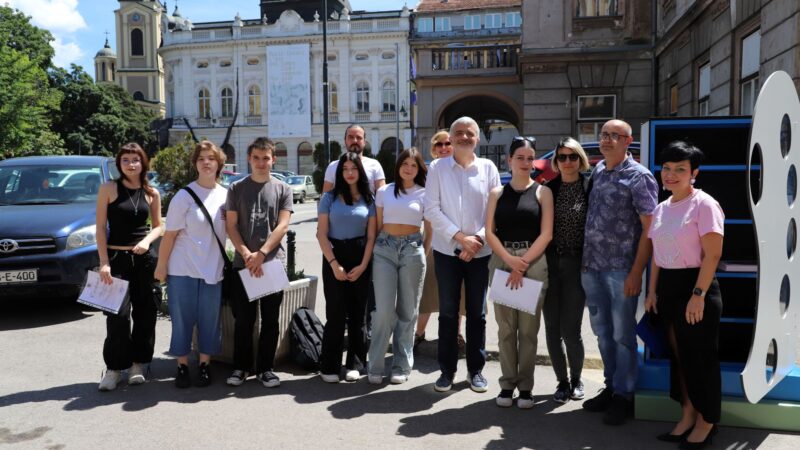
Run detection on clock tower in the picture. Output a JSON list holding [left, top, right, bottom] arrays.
[[115, 0, 166, 117]]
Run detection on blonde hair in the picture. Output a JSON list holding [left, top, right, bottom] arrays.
[[551, 137, 590, 172], [429, 130, 450, 159], [191, 140, 227, 179]]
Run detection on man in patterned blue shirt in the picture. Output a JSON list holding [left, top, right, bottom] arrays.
[[581, 119, 658, 426]]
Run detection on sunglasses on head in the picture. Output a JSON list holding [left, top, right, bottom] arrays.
[[434, 141, 452, 147], [512, 136, 536, 144], [556, 153, 580, 162]]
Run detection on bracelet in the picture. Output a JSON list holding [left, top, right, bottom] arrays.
[[328, 257, 337, 265], [258, 249, 268, 258]]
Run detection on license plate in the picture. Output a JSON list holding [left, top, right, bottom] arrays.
[[0, 269, 38, 284]]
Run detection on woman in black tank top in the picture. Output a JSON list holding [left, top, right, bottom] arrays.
[[94, 143, 163, 391], [485, 137, 554, 409]]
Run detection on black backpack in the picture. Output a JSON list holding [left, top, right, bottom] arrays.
[[290, 307, 325, 371]]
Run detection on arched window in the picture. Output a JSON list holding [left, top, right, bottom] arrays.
[[328, 83, 338, 113], [247, 85, 261, 117], [221, 87, 233, 117], [133, 91, 145, 101], [198, 88, 210, 119], [101, 62, 107, 81], [356, 81, 369, 112], [381, 80, 396, 112], [131, 29, 144, 56]]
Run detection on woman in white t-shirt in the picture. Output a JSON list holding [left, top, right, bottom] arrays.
[[155, 141, 229, 389], [367, 147, 432, 384]]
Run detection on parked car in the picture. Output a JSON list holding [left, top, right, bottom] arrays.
[[271, 172, 286, 181], [146, 170, 172, 197], [271, 169, 295, 178], [285, 175, 319, 204], [220, 169, 240, 187], [0, 155, 119, 299]]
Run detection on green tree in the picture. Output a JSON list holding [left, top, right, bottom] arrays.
[[376, 148, 397, 184], [151, 133, 196, 211], [0, 6, 54, 70], [312, 140, 342, 192]]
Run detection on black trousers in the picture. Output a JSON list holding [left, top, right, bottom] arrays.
[[320, 237, 369, 375], [657, 268, 722, 423], [103, 249, 159, 370], [543, 252, 586, 383], [231, 274, 284, 374]]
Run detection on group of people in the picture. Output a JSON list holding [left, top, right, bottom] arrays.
[[94, 117, 724, 448]]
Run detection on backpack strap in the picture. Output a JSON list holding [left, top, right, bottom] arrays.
[[182, 186, 231, 266]]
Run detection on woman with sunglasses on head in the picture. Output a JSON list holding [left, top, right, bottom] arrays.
[[317, 152, 377, 383], [416, 131, 467, 350], [543, 137, 591, 404], [645, 141, 724, 448], [95, 142, 163, 391], [485, 136, 553, 409], [367, 148, 432, 384]]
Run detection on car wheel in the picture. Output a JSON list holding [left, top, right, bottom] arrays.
[[299, 192, 306, 204]]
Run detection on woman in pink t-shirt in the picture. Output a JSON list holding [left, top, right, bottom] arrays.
[[645, 141, 725, 448]]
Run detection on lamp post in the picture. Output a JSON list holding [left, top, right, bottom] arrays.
[[322, 0, 330, 165], [395, 42, 400, 158]]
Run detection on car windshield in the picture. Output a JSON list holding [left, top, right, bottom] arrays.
[[286, 176, 304, 185], [0, 165, 103, 205]]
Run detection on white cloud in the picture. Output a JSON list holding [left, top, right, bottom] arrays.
[[7, 0, 87, 33], [51, 36, 84, 69]]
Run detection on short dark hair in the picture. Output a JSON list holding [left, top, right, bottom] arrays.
[[333, 152, 373, 206], [393, 147, 427, 198], [343, 124, 365, 140], [247, 137, 275, 156], [660, 140, 704, 170]]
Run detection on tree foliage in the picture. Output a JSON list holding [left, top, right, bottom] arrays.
[[150, 133, 196, 211], [376, 148, 397, 184], [0, 6, 54, 70], [312, 140, 342, 193]]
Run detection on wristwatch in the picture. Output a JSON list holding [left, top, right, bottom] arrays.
[[692, 287, 706, 297]]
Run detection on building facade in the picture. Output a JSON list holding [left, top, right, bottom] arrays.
[[158, 2, 412, 173]]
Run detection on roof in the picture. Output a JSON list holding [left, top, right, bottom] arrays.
[[416, 0, 520, 13]]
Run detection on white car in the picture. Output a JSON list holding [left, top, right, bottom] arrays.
[[285, 175, 319, 204]]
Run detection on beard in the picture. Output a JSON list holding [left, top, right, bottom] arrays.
[[348, 144, 363, 154]]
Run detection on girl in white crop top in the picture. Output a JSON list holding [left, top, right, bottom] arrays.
[[367, 148, 433, 384]]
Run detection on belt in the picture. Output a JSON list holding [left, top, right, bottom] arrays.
[[329, 236, 366, 247], [503, 240, 531, 250]]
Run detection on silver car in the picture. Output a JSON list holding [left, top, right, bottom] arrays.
[[285, 175, 319, 204]]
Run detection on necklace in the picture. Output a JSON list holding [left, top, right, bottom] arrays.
[[126, 186, 142, 215]]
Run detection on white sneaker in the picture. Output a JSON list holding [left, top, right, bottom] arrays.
[[98, 370, 121, 391], [517, 392, 535, 409], [128, 363, 146, 385], [345, 370, 360, 382], [390, 374, 408, 384], [320, 373, 340, 383], [368, 374, 383, 385], [226, 370, 249, 386]]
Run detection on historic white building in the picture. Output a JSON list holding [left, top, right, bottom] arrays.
[[156, 2, 412, 173]]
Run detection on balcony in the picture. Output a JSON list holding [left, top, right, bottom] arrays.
[[328, 112, 339, 123], [381, 111, 397, 121], [353, 112, 371, 122], [244, 116, 262, 126], [416, 45, 520, 78]]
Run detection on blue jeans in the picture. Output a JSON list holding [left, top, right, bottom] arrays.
[[167, 275, 222, 356], [581, 270, 638, 398], [434, 251, 490, 376], [368, 232, 426, 376]]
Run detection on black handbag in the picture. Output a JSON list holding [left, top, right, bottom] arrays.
[[183, 187, 235, 303]]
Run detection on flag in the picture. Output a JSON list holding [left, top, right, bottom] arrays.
[[410, 54, 417, 79]]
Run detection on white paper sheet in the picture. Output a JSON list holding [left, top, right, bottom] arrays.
[[488, 269, 543, 315], [239, 259, 290, 301], [77, 270, 129, 314]]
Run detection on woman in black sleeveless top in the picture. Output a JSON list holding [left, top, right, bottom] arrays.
[[95, 142, 163, 391], [485, 137, 553, 409]]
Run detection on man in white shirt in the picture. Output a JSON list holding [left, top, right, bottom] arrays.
[[424, 116, 500, 393], [322, 124, 386, 194]]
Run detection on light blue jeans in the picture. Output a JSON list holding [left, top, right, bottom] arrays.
[[368, 232, 426, 376], [581, 270, 639, 399], [167, 275, 222, 357]]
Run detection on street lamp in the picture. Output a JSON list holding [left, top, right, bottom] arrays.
[[322, 0, 330, 165]]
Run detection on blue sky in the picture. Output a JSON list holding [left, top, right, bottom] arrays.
[[8, 0, 414, 76]]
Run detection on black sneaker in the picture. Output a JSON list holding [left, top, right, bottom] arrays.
[[582, 387, 614, 412], [570, 379, 585, 400], [553, 381, 571, 404], [195, 363, 211, 387], [602, 394, 633, 426], [175, 364, 190, 389], [259, 371, 280, 388]]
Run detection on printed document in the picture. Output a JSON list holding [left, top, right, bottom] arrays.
[[78, 270, 129, 314], [239, 259, 290, 301], [488, 269, 543, 315]]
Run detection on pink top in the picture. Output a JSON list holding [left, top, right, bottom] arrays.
[[648, 189, 725, 269]]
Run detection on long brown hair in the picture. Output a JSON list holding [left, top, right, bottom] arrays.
[[393, 147, 427, 198], [115, 142, 155, 196]]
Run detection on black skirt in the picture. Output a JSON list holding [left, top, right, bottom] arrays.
[[656, 267, 723, 423]]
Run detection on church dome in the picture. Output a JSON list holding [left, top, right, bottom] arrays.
[[95, 39, 116, 58]]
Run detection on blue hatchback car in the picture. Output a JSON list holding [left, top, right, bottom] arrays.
[[0, 155, 119, 299]]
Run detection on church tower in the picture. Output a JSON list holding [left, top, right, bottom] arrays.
[[114, 0, 166, 117], [94, 37, 116, 84]]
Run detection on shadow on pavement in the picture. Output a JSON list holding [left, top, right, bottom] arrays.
[[0, 298, 92, 331]]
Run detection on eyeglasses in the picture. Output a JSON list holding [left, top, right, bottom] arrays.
[[512, 136, 536, 144], [556, 153, 580, 162], [121, 158, 142, 165], [434, 141, 452, 148], [599, 132, 630, 141]]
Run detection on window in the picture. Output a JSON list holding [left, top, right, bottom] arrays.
[[417, 17, 433, 32], [381, 52, 396, 60], [355, 53, 369, 61], [101, 62, 106, 81], [198, 88, 210, 119], [196, 61, 208, 69], [246, 57, 259, 65], [576, 0, 619, 17], [381, 81, 396, 112], [327, 53, 337, 61], [740, 30, 760, 115], [435, 17, 451, 32], [698, 62, 710, 116], [130, 29, 144, 56], [220, 60, 232, 67], [247, 85, 261, 117], [328, 82, 338, 112], [485, 13, 502, 29], [465, 15, 481, 30], [576, 94, 616, 141], [133, 91, 145, 101], [505, 12, 522, 27], [356, 81, 369, 112], [669, 83, 678, 116], [221, 87, 233, 117]]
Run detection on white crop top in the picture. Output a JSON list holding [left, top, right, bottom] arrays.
[[376, 183, 425, 226]]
